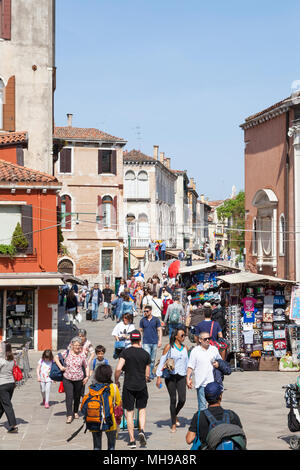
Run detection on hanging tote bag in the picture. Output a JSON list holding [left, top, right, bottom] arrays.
[[13, 361, 23, 382], [191, 411, 202, 450], [162, 348, 175, 379]]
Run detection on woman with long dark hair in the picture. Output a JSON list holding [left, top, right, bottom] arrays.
[[0, 342, 18, 433], [155, 326, 188, 432]]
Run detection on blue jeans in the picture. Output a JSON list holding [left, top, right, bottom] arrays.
[[92, 301, 99, 320], [196, 386, 207, 411], [168, 322, 180, 339], [160, 250, 166, 260], [143, 343, 158, 379], [85, 293, 90, 309]]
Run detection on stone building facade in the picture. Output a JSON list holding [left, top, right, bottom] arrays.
[[0, 0, 56, 174], [54, 117, 127, 287]]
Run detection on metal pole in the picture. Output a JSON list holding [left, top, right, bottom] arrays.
[[128, 233, 131, 278]]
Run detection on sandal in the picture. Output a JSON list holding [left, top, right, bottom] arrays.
[[74, 413, 80, 419], [66, 416, 73, 424]]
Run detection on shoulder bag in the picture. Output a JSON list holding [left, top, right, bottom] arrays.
[[112, 383, 123, 425], [13, 361, 23, 382]]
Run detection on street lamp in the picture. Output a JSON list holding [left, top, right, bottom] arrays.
[[126, 215, 135, 278]]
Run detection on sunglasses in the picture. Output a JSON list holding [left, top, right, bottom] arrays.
[[201, 337, 212, 341], [178, 334, 186, 338]]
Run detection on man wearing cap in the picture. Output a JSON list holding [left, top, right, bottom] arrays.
[[114, 330, 151, 449], [186, 331, 222, 411], [186, 381, 243, 447]]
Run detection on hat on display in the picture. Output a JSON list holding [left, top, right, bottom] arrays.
[[130, 330, 141, 341], [204, 382, 223, 402]]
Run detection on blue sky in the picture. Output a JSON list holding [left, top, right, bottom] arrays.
[[55, 0, 300, 200]]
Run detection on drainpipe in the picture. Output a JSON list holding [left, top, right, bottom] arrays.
[[285, 111, 290, 279]]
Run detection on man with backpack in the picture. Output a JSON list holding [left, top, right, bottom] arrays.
[[164, 296, 185, 338], [185, 381, 246, 450], [114, 330, 151, 449]]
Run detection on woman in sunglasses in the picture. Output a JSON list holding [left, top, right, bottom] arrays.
[[155, 326, 188, 433]]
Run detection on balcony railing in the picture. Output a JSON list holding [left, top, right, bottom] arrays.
[[124, 238, 177, 249]]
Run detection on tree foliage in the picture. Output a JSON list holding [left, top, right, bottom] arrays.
[[216, 191, 245, 252]]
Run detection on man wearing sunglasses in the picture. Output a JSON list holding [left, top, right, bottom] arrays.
[[187, 331, 222, 411]]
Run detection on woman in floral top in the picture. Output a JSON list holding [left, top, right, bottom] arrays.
[[54, 337, 89, 423]]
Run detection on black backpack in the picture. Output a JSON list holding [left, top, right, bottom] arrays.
[[202, 409, 247, 450], [288, 408, 300, 433]]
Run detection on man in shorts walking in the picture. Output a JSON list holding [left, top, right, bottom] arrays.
[[115, 330, 151, 449]]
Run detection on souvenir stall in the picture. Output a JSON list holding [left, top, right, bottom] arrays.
[[179, 262, 240, 307], [217, 272, 298, 372]]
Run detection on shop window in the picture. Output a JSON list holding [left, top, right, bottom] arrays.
[[98, 150, 117, 175], [6, 289, 34, 348], [101, 249, 113, 272]]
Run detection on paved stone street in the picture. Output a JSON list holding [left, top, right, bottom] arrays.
[[0, 305, 299, 451]]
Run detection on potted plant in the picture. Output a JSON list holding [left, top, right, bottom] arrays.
[[11, 223, 29, 252]]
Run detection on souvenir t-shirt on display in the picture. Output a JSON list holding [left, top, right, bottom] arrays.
[[241, 297, 257, 312]]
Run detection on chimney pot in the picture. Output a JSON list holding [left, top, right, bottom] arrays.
[[67, 113, 73, 127], [160, 151, 165, 163], [153, 145, 159, 160]]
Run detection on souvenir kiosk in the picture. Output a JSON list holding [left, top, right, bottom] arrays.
[[179, 261, 241, 306], [217, 272, 298, 371]]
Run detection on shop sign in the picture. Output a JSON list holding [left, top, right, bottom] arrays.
[[290, 286, 300, 321]]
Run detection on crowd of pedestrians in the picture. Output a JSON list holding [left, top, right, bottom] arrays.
[[0, 262, 245, 451]]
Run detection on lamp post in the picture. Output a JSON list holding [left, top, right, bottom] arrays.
[[126, 215, 135, 278]]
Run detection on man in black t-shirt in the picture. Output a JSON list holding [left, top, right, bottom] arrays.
[[115, 330, 151, 449], [186, 381, 243, 448], [102, 283, 114, 319]]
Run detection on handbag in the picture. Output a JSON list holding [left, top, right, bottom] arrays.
[[50, 351, 68, 382], [209, 322, 228, 351], [162, 349, 175, 379], [112, 383, 123, 425], [191, 411, 202, 450], [13, 361, 23, 382]]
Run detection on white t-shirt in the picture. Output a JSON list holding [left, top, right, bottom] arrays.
[[112, 321, 136, 348], [187, 345, 222, 389], [151, 297, 163, 318], [38, 359, 52, 383]]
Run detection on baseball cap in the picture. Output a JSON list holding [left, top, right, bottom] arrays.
[[204, 382, 223, 402], [130, 330, 141, 341]]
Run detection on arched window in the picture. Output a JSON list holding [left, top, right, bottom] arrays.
[[279, 214, 285, 256], [102, 195, 113, 228], [137, 171, 149, 198], [58, 259, 74, 275], [126, 214, 136, 237], [124, 170, 136, 198], [138, 213, 150, 239], [0, 79, 4, 130], [59, 195, 72, 230]]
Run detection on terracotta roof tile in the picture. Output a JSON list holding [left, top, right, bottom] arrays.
[[0, 159, 59, 185], [123, 149, 154, 162], [0, 132, 28, 146], [54, 126, 125, 143]]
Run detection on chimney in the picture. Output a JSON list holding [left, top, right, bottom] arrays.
[[153, 145, 159, 160], [160, 152, 165, 163], [67, 113, 73, 127], [200, 194, 205, 203], [190, 177, 196, 190], [164, 157, 171, 169]]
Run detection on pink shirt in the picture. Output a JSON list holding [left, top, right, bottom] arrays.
[[241, 297, 257, 312], [62, 350, 87, 381]]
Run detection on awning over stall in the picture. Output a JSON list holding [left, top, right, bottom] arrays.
[[217, 271, 296, 285], [0, 272, 65, 287], [179, 261, 240, 274]]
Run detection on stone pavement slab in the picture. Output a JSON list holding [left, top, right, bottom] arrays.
[[0, 305, 299, 450]]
